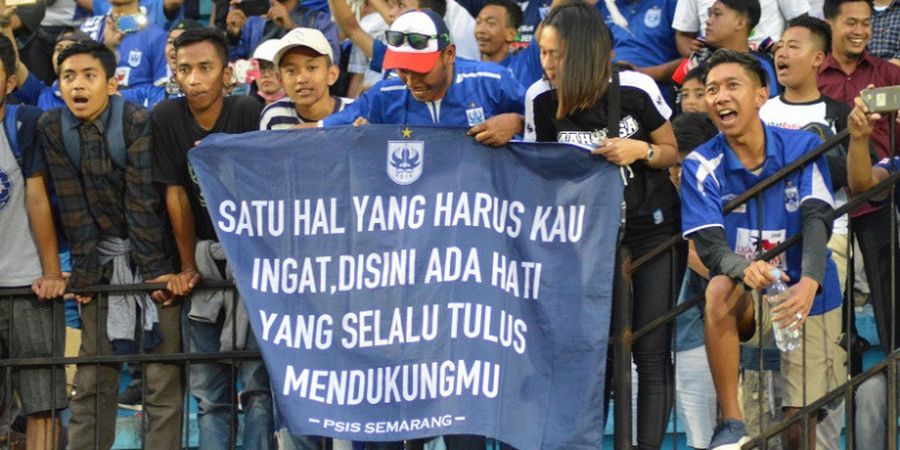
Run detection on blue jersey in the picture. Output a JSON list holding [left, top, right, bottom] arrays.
[[598, 0, 680, 69], [499, 43, 543, 90], [91, 0, 182, 30], [681, 123, 841, 315], [81, 15, 169, 88], [323, 59, 524, 127], [13, 75, 66, 111]]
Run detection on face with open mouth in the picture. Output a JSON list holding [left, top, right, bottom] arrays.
[[773, 26, 822, 90], [704, 62, 768, 138], [828, 1, 872, 60], [59, 53, 117, 122]]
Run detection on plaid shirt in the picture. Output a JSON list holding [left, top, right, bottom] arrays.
[[871, 0, 900, 61], [38, 99, 171, 288]]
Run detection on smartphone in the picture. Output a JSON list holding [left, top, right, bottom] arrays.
[[116, 15, 141, 33], [235, 0, 269, 17], [862, 86, 900, 113]]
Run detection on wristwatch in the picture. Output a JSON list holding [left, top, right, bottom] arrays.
[[645, 143, 655, 162]]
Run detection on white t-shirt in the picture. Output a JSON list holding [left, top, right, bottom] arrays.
[[760, 95, 850, 235], [0, 127, 42, 287], [348, 12, 389, 91], [672, 0, 810, 46], [446, 0, 481, 61]]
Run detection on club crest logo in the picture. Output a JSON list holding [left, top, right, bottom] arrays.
[[387, 141, 424, 185], [644, 7, 662, 28], [128, 50, 142, 67], [0, 168, 11, 212], [784, 182, 800, 212]]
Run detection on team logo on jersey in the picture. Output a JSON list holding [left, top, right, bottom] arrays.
[[784, 181, 800, 212], [644, 7, 662, 28], [722, 193, 746, 213], [128, 50, 142, 67], [466, 105, 486, 127], [387, 141, 424, 185], [0, 168, 11, 212]]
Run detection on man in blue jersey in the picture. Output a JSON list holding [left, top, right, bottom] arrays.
[[680, 49, 840, 449], [323, 9, 525, 146], [80, 0, 169, 88]]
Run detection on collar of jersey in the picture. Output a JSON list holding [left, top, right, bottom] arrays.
[[722, 120, 781, 175]]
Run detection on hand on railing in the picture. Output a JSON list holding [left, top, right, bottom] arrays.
[[166, 268, 202, 297], [31, 273, 67, 301], [147, 274, 177, 306]]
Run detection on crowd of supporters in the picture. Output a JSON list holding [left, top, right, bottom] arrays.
[[0, 0, 898, 448]]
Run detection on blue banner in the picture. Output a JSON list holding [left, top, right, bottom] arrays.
[[188, 125, 623, 449]]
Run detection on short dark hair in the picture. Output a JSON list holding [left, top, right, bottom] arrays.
[[703, 48, 768, 88], [786, 15, 832, 54], [823, 0, 873, 19], [57, 40, 117, 79], [719, 0, 761, 33], [173, 27, 229, 65], [0, 34, 15, 80], [481, 0, 524, 30], [673, 112, 719, 154], [419, 0, 447, 18], [683, 67, 705, 85]]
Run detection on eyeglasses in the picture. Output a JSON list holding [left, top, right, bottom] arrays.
[[385, 31, 435, 50]]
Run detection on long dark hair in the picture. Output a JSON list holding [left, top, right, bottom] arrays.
[[541, 2, 613, 119]]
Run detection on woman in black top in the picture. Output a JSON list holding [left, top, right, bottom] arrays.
[[528, 4, 682, 448]]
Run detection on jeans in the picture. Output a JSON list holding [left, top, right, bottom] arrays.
[[674, 346, 716, 449], [184, 305, 275, 450]]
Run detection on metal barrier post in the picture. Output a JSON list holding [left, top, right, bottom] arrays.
[[612, 246, 633, 450]]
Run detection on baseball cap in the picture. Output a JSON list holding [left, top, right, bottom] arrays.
[[169, 19, 204, 32], [55, 28, 91, 45], [272, 27, 334, 66], [383, 9, 452, 74], [253, 38, 282, 63]]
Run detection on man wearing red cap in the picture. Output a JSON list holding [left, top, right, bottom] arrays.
[[322, 9, 525, 147]]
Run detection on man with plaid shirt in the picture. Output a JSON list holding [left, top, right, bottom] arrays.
[[37, 40, 182, 450]]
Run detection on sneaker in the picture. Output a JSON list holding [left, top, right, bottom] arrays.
[[709, 418, 750, 450], [117, 385, 144, 411]]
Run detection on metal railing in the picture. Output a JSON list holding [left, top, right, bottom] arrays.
[[612, 113, 899, 450]]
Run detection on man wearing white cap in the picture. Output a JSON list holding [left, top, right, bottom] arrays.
[[322, 9, 525, 147], [260, 28, 354, 130]]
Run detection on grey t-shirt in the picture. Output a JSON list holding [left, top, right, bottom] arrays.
[[0, 127, 42, 287]]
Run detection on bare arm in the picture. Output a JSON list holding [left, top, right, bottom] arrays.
[[594, 121, 678, 169], [687, 239, 709, 279], [328, 0, 374, 57], [165, 185, 201, 296], [675, 30, 701, 58], [26, 173, 66, 299], [847, 92, 886, 194]]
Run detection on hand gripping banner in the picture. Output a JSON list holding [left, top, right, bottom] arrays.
[[188, 125, 624, 449]]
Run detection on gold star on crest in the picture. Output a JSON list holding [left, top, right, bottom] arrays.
[[401, 127, 413, 138]]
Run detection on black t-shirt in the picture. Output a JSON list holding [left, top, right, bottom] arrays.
[[152, 95, 263, 241], [532, 71, 679, 251]]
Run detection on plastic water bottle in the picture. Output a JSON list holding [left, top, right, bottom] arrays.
[[766, 269, 801, 352]]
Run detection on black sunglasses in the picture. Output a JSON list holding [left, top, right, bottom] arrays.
[[385, 31, 435, 50]]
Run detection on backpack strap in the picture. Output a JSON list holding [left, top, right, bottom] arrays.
[[60, 95, 128, 169], [3, 104, 20, 168]]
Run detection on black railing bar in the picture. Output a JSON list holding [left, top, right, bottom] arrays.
[[0, 350, 262, 368], [743, 349, 900, 447], [627, 129, 849, 274], [632, 170, 900, 342], [0, 279, 235, 297]]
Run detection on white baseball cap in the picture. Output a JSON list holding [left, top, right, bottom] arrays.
[[273, 27, 334, 66], [252, 38, 282, 63]]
